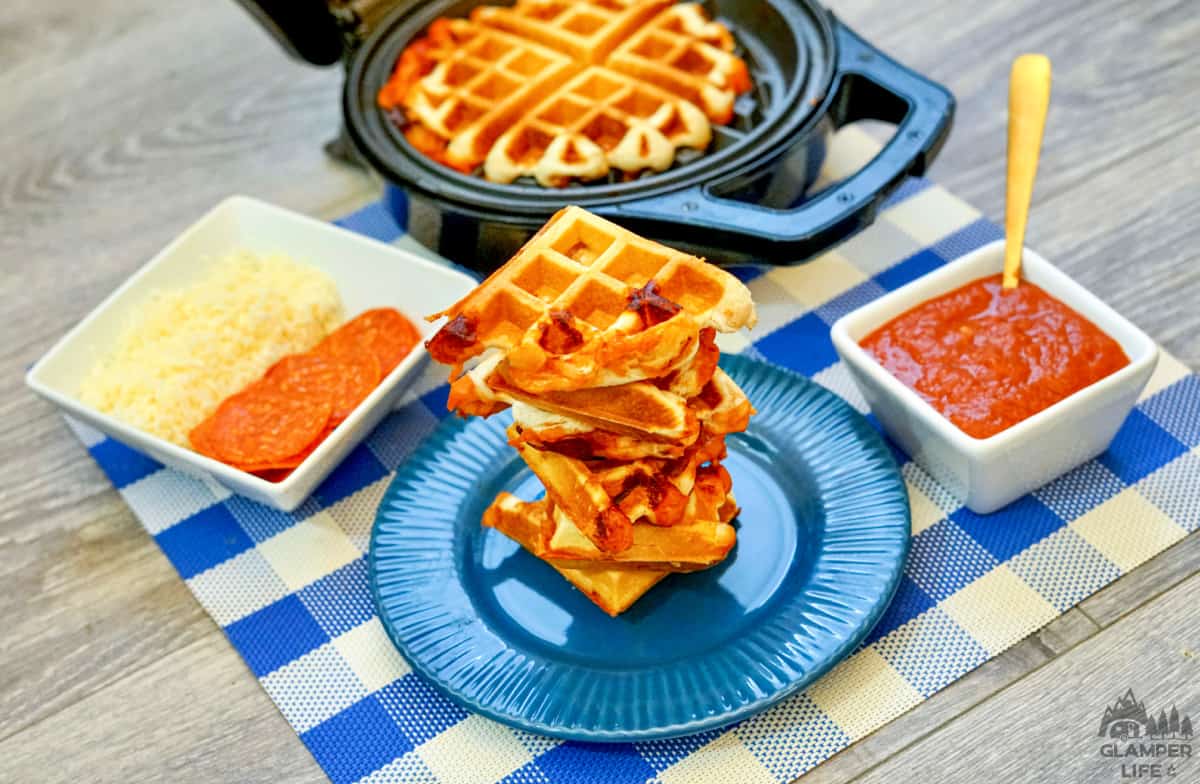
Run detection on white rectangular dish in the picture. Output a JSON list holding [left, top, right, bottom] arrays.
[[26, 196, 476, 511], [831, 240, 1157, 514]]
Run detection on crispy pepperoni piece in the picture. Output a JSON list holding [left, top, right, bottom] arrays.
[[425, 313, 478, 367], [266, 351, 381, 424], [378, 41, 435, 111], [320, 308, 421, 376], [528, 435, 596, 460], [627, 280, 681, 327], [539, 310, 585, 354], [189, 379, 331, 466]]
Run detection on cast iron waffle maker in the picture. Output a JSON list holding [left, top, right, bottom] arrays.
[[235, 0, 954, 271]]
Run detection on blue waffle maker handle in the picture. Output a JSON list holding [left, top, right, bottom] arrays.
[[604, 19, 954, 263]]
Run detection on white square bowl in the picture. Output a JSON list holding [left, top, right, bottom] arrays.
[[26, 196, 476, 511], [831, 239, 1158, 514]]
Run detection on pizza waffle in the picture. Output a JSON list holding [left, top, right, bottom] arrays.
[[470, 0, 672, 64], [396, 19, 581, 172], [445, 327, 741, 453], [446, 326, 748, 455], [484, 489, 737, 572], [482, 494, 668, 616], [426, 206, 756, 384], [588, 436, 732, 524], [543, 499, 736, 570], [515, 438, 636, 551], [497, 367, 749, 457], [514, 425, 730, 534], [426, 208, 756, 613], [493, 371, 701, 442], [606, 3, 753, 124], [484, 65, 712, 186], [450, 363, 700, 443], [508, 414, 692, 460], [380, 1, 753, 185]]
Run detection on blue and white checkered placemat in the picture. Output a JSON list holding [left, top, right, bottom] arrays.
[[65, 129, 1200, 784]]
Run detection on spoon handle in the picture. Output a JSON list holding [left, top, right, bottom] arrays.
[[1004, 54, 1052, 289]]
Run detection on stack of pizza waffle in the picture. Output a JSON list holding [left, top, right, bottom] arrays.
[[377, 0, 753, 186], [426, 206, 757, 615]]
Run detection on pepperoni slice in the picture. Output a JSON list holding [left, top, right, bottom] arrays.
[[252, 468, 295, 483], [265, 351, 381, 424], [319, 308, 420, 376], [231, 425, 335, 474], [189, 379, 332, 466], [188, 308, 411, 475]]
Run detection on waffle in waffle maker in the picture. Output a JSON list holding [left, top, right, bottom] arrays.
[[235, 0, 955, 269]]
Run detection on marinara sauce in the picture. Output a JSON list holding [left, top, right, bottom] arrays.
[[860, 274, 1129, 439]]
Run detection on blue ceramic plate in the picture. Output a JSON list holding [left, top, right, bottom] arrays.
[[370, 355, 910, 741]]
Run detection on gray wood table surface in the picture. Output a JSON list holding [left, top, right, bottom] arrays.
[[2, 0, 1197, 781]]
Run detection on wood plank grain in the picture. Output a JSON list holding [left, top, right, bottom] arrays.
[[0, 491, 215, 743], [849, 573, 1200, 783], [1081, 533, 1200, 628], [800, 609, 1099, 784], [833, 0, 1200, 213], [0, 631, 327, 784]]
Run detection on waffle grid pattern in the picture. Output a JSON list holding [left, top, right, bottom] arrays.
[[440, 205, 738, 351], [472, 0, 671, 64], [488, 66, 710, 185], [606, 3, 749, 121], [397, 0, 749, 182], [417, 30, 571, 138], [405, 24, 579, 168], [68, 130, 1199, 783]]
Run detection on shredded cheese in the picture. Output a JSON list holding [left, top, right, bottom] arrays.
[[79, 250, 344, 447]]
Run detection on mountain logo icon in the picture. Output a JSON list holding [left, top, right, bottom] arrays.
[[1098, 689, 1194, 741]]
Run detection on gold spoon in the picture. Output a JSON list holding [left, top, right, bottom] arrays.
[[1003, 54, 1052, 289]]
